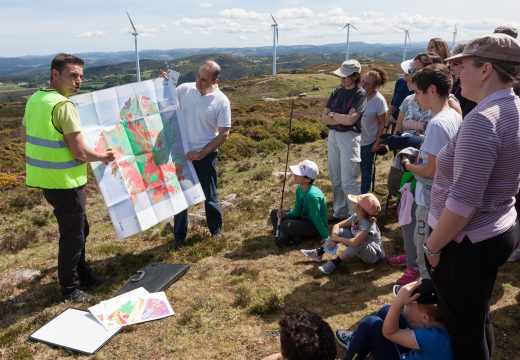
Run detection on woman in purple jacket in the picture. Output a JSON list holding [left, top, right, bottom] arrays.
[[424, 34, 520, 360]]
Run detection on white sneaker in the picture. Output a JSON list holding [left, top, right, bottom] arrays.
[[301, 249, 323, 262]]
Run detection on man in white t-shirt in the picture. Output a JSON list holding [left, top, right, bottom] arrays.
[[170, 61, 231, 249]]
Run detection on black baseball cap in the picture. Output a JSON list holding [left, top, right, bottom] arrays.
[[392, 279, 438, 305]]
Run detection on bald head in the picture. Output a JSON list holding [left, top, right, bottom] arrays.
[[200, 61, 221, 81]]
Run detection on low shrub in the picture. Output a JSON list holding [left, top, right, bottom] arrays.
[[219, 133, 256, 160], [290, 123, 321, 143]]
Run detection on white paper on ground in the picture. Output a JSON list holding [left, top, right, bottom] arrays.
[[29, 308, 121, 355]]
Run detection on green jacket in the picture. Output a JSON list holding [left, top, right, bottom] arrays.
[[287, 184, 329, 240]]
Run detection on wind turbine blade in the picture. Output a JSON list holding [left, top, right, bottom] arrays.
[[126, 11, 138, 33], [271, 14, 278, 25], [407, 31, 411, 43], [341, 23, 349, 31], [351, 24, 360, 32]]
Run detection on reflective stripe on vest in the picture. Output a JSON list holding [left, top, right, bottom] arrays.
[[26, 156, 84, 169], [24, 89, 87, 189], [25, 134, 69, 148]]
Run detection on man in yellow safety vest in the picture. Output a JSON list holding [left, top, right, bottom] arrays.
[[21, 53, 114, 303]]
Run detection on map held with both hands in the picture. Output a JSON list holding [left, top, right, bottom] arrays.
[[71, 72, 205, 239]]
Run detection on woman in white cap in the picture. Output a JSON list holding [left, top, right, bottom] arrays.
[[424, 33, 520, 360], [322, 59, 367, 222]]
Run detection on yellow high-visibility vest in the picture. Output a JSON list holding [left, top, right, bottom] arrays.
[[25, 89, 86, 189]]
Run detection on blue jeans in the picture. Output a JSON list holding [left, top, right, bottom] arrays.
[[346, 305, 410, 360], [360, 143, 375, 194], [173, 152, 222, 242]]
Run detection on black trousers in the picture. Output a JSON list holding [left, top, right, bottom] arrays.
[[43, 187, 92, 295], [427, 221, 518, 360], [269, 209, 319, 239]]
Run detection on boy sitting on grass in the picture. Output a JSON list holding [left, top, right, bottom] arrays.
[[335, 279, 452, 359], [262, 309, 337, 360], [270, 160, 329, 248]]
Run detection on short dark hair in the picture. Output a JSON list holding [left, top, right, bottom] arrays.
[[413, 63, 453, 98], [418, 303, 445, 323], [201, 60, 221, 81], [51, 53, 84, 74], [414, 52, 443, 67], [366, 67, 388, 87], [279, 309, 336, 360]]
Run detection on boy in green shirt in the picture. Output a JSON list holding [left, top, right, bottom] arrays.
[[270, 160, 329, 248]]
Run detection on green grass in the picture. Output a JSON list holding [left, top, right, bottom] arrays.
[[0, 70, 518, 359]]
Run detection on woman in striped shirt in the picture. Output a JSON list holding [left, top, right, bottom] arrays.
[[424, 34, 520, 360]]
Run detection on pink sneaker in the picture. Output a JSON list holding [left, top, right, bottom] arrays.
[[387, 254, 407, 266], [396, 267, 420, 285]]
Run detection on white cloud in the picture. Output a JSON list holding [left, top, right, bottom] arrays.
[[199, 2, 212, 8], [239, 35, 247, 40], [77, 31, 107, 38], [275, 7, 313, 19], [219, 8, 264, 21]]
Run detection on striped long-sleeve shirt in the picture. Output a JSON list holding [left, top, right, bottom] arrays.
[[428, 88, 520, 243]]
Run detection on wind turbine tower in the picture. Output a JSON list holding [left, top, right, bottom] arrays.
[[452, 24, 458, 50], [402, 28, 411, 62], [271, 14, 279, 76], [126, 11, 141, 82], [341, 22, 360, 61]]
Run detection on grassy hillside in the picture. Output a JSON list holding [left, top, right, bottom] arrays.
[[0, 69, 518, 359]]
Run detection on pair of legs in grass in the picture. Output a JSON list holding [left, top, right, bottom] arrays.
[[303, 228, 384, 274]]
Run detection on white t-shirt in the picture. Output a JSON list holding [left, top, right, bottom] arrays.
[[176, 83, 231, 152], [414, 108, 462, 207], [360, 91, 388, 146]]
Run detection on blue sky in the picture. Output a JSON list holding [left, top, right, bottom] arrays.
[[1, 0, 519, 57]]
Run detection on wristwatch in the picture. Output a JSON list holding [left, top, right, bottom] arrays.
[[423, 244, 441, 257]]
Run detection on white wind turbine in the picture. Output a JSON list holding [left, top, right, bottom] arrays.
[[126, 11, 141, 82], [341, 21, 360, 61], [271, 14, 279, 76], [402, 27, 412, 62], [452, 24, 458, 50]]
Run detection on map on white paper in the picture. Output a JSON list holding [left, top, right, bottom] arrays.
[[89, 287, 174, 330], [71, 71, 205, 239]]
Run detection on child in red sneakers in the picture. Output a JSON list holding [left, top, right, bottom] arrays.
[[301, 193, 385, 274]]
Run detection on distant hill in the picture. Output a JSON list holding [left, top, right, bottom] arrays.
[[0, 41, 425, 82]]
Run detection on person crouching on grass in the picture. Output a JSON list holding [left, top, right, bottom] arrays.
[[301, 193, 385, 274], [335, 280, 452, 360], [269, 160, 329, 248]]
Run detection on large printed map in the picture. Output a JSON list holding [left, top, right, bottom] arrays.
[[71, 72, 205, 239]]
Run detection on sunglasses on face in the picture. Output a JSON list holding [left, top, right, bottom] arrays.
[[407, 67, 419, 76]]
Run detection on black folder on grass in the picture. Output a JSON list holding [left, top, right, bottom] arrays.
[[114, 262, 189, 296]]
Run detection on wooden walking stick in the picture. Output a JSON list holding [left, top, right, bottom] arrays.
[[276, 100, 295, 239]]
